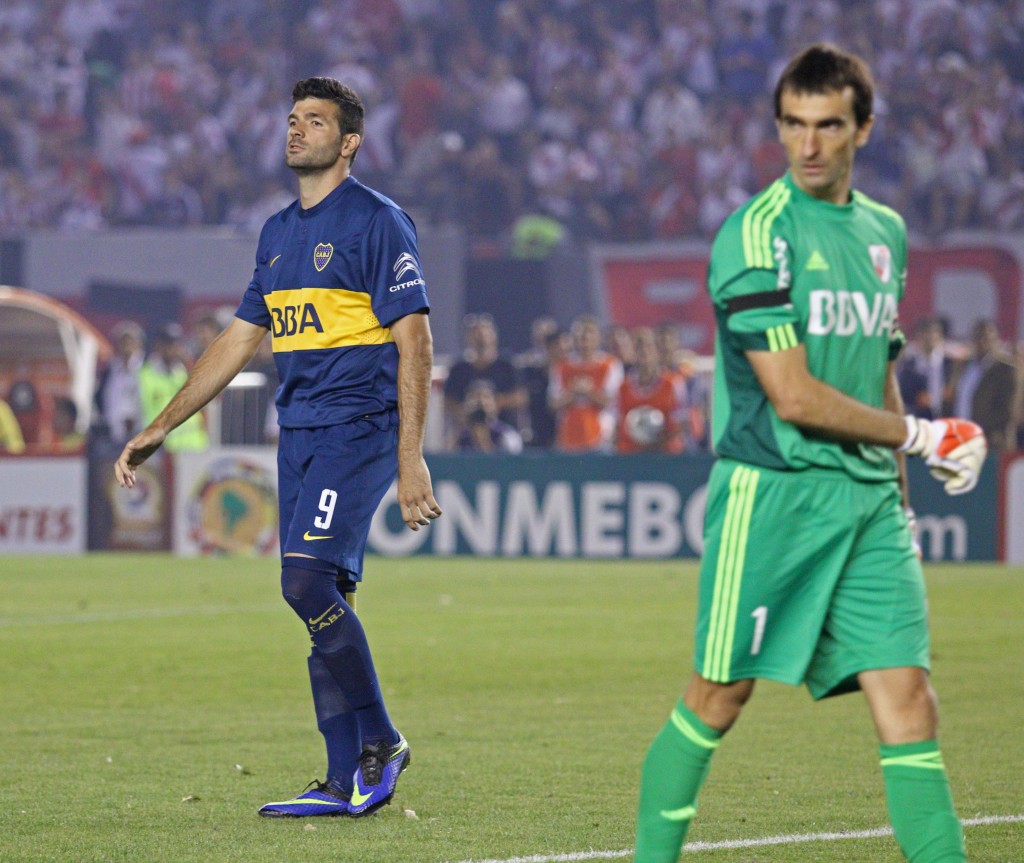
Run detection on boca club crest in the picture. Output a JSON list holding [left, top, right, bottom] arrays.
[[313, 243, 334, 272], [868, 244, 891, 284]]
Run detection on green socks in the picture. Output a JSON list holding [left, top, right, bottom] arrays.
[[635, 701, 723, 863], [880, 740, 965, 862], [635, 712, 964, 863]]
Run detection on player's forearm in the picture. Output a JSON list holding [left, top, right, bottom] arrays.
[[393, 315, 434, 462], [751, 345, 907, 449], [148, 320, 265, 435], [776, 374, 907, 448]]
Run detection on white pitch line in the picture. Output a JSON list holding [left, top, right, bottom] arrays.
[[441, 814, 1024, 863], [0, 603, 281, 627]]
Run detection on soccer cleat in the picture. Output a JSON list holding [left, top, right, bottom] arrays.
[[348, 734, 411, 816], [258, 779, 351, 817]]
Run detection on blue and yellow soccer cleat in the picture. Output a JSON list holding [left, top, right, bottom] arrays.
[[348, 735, 411, 816], [258, 779, 350, 818]]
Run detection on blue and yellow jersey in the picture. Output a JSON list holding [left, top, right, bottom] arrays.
[[235, 177, 430, 428]]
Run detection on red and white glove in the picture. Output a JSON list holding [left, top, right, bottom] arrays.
[[898, 416, 988, 495]]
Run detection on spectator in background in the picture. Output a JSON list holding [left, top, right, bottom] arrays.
[[716, 9, 774, 105], [897, 316, 956, 419], [640, 73, 704, 153], [5, 376, 48, 447], [443, 314, 524, 449], [189, 307, 233, 357], [138, 323, 209, 452], [457, 381, 524, 454], [93, 320, 144, 443], [675, 348, 709, 451], [604, 323, 636, 373], [1, 0, 1022, 243], [653, 323, 708, 450], [980, 148, 1024, 231], [550, 314, 623, 452], [0, 393, 26, 454], [518, 316, 560, 368], [952, 319, 1022, 453], [52, 396, 85, 453], [654, 321, 683, 375], [477, 55, 531, 159], [616, 326, 685, 454], [517, 323, 568, 450]]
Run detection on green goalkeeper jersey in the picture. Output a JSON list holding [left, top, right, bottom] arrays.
[[707, 171, 907, 482]]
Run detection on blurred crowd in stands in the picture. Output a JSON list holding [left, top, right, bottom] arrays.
[[1, 0, 1023, 243], [443, 313, 1024, 456], [2, 312, 1023, 457], [2, 0, 1023, 460]]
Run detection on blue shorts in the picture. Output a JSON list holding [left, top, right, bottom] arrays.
[[277, 411, 398, 579]]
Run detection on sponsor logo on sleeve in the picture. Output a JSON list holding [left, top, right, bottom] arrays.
[[389, 252, 425, 292], [773, 237, 791, 288]]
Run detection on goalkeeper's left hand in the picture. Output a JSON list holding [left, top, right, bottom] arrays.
[[898, 416, 988, 496]]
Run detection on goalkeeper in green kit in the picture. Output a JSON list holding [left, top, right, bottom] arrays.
[[634, 45, 986, 863]]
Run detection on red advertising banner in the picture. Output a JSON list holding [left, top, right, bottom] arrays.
[[593, 243, 1022, 354]]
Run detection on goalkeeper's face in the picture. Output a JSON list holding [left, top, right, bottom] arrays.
[[776, 86, 874, 205], [285, 98, 360, 174]]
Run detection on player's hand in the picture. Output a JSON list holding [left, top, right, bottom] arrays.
[[898, 416, 987, 495], [114, 426, 167, 488], [397, 456, 443, 531], [903, 506, 922, 559]]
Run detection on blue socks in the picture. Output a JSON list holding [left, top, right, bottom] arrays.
[[282, 560, 398, 781], [307, 650, 359, 791]]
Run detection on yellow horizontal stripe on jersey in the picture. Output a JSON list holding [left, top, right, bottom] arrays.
[[264, 288, 394, 352]]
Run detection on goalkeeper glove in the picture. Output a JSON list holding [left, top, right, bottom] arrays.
[[898, 416, 988, 495]]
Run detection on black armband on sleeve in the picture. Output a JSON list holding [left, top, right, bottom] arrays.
[[724, 288, 791, 314]]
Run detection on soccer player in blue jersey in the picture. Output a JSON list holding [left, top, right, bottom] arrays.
[[115, 77, 442, 818]]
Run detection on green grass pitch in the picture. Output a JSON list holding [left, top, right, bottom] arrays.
[[0, 555, 1021, 863]]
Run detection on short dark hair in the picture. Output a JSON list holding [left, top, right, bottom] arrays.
[[291, 77, 364, 161], [773, 44, 874, 128]]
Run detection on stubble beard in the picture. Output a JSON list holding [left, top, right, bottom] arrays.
[[286, 145, 342, 177], [795, 160, 852, 202]]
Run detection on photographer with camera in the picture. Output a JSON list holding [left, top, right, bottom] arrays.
[[457, 381, 523, 454]]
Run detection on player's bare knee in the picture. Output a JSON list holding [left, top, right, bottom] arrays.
[[684, 673, 754, 732], [862, 668, 939, 742], [906, 678, 939, 726]]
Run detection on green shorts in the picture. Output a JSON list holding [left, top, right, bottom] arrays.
[[693, 459, 929, 699]]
